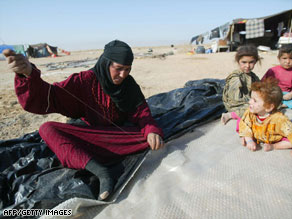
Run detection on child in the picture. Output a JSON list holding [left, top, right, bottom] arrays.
[[239, 78, 292, 152], [221, 45, 260, 126], [262, 44, 292, 108]]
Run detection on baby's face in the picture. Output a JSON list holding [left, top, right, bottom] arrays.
[[279, 53, 292, 69], [249, 91, 272, 116]]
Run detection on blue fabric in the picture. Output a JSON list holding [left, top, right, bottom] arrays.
[[283, 92, 292, 108], [0, 45, 14, 53]]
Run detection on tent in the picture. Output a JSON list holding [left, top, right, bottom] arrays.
[[191, 9, 292, 51], [26, 43, 58, 58], [227, 9, 292, 50], [190, 23, 230, 46], [0, 43, 69, 60]]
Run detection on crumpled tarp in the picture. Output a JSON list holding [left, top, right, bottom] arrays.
[[149, 78, 225, 140], [0, 79, 225, 217]]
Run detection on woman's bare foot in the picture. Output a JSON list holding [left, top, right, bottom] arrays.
[[221, 112, 232, 125], [263, 143, 274, 151]]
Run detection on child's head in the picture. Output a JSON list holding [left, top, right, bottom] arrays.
[[249, 78, 283, 115], [278, 44, 292, 69], [235, 45, 260, 73]]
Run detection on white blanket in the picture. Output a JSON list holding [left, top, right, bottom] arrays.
[[42, 119, 292, 219]]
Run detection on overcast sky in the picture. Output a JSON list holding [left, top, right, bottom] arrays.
[[0, 0, 291, 50]]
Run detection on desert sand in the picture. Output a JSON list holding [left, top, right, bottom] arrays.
[[0, 44, 279, 140]]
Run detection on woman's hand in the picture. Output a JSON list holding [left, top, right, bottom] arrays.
[[147, 133, 164, 150], [3, 49, 32, 77]]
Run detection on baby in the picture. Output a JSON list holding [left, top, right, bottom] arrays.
[[239, 78, 292, 153]]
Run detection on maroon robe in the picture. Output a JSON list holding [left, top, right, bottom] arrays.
[[14, 66, 163, 169]]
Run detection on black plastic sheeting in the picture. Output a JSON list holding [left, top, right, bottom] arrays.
[[0, 79, 225, 217], [149, 78, 225, 140]]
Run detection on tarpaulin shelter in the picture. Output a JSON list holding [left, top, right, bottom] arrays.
[[26, 43, 58, 58], [227, 9, 292, 50], [191, 9, 292, 51], [190, 23, 230, 46]]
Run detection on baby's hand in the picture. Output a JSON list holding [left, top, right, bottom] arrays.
[[263, 143, 274, 151], [246, 139, 256, 151]]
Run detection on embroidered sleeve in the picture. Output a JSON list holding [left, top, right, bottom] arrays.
[[277, 115, 292, 143], [239, 109, 253, 138]]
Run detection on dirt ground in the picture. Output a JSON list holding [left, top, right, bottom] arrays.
[[0, 45, 279, 140]]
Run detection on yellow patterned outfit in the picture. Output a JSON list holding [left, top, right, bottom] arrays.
[[239, 109, 292, 144]]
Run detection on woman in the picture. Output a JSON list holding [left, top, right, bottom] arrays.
[[4, 40, 164, 200]]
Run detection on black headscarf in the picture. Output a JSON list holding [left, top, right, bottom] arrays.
[[92, 40, 145, 113]]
